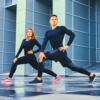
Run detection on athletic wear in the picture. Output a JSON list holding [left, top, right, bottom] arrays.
[[37, 50, 91, 77], [1, 78, 12, 83], [1, 82, 12, 86], [53, 76, 62, 83], [6, 39, 57, 78], [9, 54, 57, 78], [36, 26, 91, 80], [88, 74, 96, 83], [41, 26, 75, 52], [15, 38, 41, 58], [29, 78, 42, 84]]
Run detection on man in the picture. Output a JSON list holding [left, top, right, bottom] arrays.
[[29, 14, 96, 84]]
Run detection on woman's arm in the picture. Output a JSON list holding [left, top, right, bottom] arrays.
[[33, 39, 41, 53], [15, 39, 25, 58]]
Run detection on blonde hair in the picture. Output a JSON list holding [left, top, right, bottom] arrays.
[[26, 28, 36, 39]]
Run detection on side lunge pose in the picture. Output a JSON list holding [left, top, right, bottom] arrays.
[[1, 28, 61, 83], [29, 14, 96, 84]]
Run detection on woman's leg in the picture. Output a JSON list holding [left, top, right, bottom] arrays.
[[8, 55, 30, 78]]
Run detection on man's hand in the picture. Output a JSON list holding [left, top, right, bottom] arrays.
[[59, 45, 69, 52], [27, 49, 33, 54], [38, 52, 46, 62]]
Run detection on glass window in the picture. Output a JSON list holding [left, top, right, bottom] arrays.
[[97, 50, 100, 61], [97, 36, 100, 48], [34, 0, 50, 14], [97, 23, 100, 36], [34, 12, 50, 26], [34, 24, 50, 37], [74, 31, 89, 46], [90, 8, 95, 21], [74, 61, 89, 68], [0, 53, 2, 63], [90, 35, 96, 48], [97, 0, 100, 10], [74, 0, 89, 5], [74, 2, 89, 19], [0, 41, 3, 51], [90, 21, 96, 35], [74, 17, 89, 33], [26, 0, 33, 10], [66, 0, 72, 13], [90, 0, 95, 8], [90, 49, 96, 62], [26, 10, 33, 22], [97, 11, 100, 23], [65, 14, 72, 29], [74, 46, 89, 61]]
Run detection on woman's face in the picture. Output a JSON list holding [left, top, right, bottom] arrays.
[[27, 30, 32, 37]]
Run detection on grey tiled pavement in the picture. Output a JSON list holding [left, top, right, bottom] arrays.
[[0, 73, 100, 100]]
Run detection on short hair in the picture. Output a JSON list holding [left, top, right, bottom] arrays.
[[50, 14, 58, 19]]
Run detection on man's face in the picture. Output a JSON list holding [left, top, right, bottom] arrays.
[[49, 16, 58, 26]]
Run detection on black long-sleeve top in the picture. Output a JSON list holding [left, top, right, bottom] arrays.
[[15, 38, 41, 58], [41, 26, 75, 52]]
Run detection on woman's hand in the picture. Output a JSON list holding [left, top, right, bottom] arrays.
[[27, 49, 33, 54], [13, 58, 18, 63]]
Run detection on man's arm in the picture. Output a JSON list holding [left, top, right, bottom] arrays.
[[41, 31, 49, 52], [15, 39, 25, 58], [38, 31, 49, 62], [62, 26, 75, 46]]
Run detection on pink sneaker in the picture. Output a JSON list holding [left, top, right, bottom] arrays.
[[1, 82, 12, 86], [1, 78, 12, 83], [53, 77, 61, 83]]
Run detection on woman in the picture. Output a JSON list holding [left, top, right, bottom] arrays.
[[1, 29, 61, 83]]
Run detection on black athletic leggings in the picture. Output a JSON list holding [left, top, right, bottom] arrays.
[[9, 54, 57, 78], [38, 52, 91, 77]]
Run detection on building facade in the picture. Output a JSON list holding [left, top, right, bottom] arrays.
[[0, 0, 99, 75]]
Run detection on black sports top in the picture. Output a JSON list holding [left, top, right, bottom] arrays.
[[15, 38, 41, 58], [41, 26, 75, 52]]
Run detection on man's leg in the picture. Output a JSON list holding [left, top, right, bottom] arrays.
[[29, 51, 61, 84], [37, 51, 58, 78], [59, 57, 96, 83], [64, 62, 91, 76]]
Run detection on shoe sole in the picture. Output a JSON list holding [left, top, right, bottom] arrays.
[[53, 78, 61, 83], [1, 81, 12, 83], [28, 83, 42, 85], [88, 75, 97, 84]]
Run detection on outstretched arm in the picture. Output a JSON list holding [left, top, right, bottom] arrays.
[[15, 39, 25, 58], [38, 31, 49, 62], [33, 39, 41, 53], [41, 31, 49, 52]]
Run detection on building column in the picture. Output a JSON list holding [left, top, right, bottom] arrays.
[[52, 0, 66, 75], [14, 0, 26, 75]]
